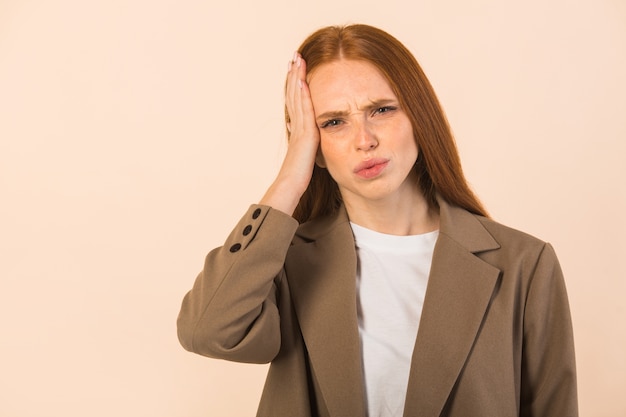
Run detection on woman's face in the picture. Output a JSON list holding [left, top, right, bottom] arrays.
[[308, 59, 419, 207]]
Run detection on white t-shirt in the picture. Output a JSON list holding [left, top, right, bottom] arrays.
[[350, 222, 438, 417]]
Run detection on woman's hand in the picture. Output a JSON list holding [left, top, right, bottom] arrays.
[[259, 52, 321, 216]]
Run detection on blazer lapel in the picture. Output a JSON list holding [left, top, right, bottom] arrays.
[[403, 200, 501, 416], [285, 208, 366, 416]]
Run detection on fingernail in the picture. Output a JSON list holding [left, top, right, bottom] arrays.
[[293, 51, 298, 62], [298, 79, 303, 89], [288, 59, 292, 71], [297, 56, 302, 68]]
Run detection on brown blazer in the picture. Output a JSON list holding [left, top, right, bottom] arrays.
[[177, 198, 578, 416]]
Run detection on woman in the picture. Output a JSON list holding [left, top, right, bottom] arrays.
[[177, 24, 578, 416]]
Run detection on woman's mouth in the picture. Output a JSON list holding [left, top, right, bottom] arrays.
[[354, 158, 389, 179]]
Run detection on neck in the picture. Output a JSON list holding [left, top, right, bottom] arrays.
[[343, 187, 440, 236]]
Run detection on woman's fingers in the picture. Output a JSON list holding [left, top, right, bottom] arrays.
[[281, 53, 321, 186], [286, 52, 315, 138]]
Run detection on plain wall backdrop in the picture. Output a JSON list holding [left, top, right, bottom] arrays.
[[1, 0, 624, 416]]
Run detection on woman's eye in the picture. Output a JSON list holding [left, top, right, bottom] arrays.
[[321, 119, 342, 129], [374, 106, 396, 115]]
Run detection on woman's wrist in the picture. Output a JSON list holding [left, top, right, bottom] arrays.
[[259, 177, 305, 217]]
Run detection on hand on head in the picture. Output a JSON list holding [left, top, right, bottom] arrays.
[[258, 52, 321, 215]]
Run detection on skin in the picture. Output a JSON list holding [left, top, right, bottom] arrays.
[[260, 53, 439, 235]]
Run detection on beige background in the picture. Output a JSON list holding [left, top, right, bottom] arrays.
[[1, 0, 624, 416]]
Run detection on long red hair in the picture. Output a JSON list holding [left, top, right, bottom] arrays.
[[290, 24, 488, 223]]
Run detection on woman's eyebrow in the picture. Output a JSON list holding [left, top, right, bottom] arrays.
[[315, 109, 350, 123], [362, 99, 398, 111], [315, 99, 398, 123]]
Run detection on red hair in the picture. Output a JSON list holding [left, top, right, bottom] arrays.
[[289, 24, 488, 222]]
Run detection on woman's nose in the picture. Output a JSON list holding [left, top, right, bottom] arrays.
[[354, 121, 378, 151]]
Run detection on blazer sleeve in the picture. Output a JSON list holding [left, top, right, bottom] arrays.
[[176, 204, 299, 364], [520, 243, 579, 416]]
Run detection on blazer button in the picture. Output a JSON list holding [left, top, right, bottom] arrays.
[[229, 243, 242, 253], [252, 208, 262, 219], [243, 225, 252, 236]]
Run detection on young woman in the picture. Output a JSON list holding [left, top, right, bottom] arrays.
[[177, 24, 578, 417]]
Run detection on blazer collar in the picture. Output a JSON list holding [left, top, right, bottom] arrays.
[[294, 196, 500, 253], [436, 194, 500, 254], [287, 197, 501, 417]]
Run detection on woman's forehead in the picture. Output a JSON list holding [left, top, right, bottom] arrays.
[[308, 60, 397, 109]]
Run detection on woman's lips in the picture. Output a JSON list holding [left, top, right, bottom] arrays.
[[354, 158, 389, 179]]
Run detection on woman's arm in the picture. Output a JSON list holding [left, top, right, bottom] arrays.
[[177, 54, 318, 363], [177, 204, 298, 364], [520, 243, 578, 416]]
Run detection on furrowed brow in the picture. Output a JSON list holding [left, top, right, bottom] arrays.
[[315, 99, 399, 123], [315, 109, 350, 123]]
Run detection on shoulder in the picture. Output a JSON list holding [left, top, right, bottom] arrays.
[[438, 198, 550, 259], [476, 215, 546, 249], [472, 214, 560, 274]]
